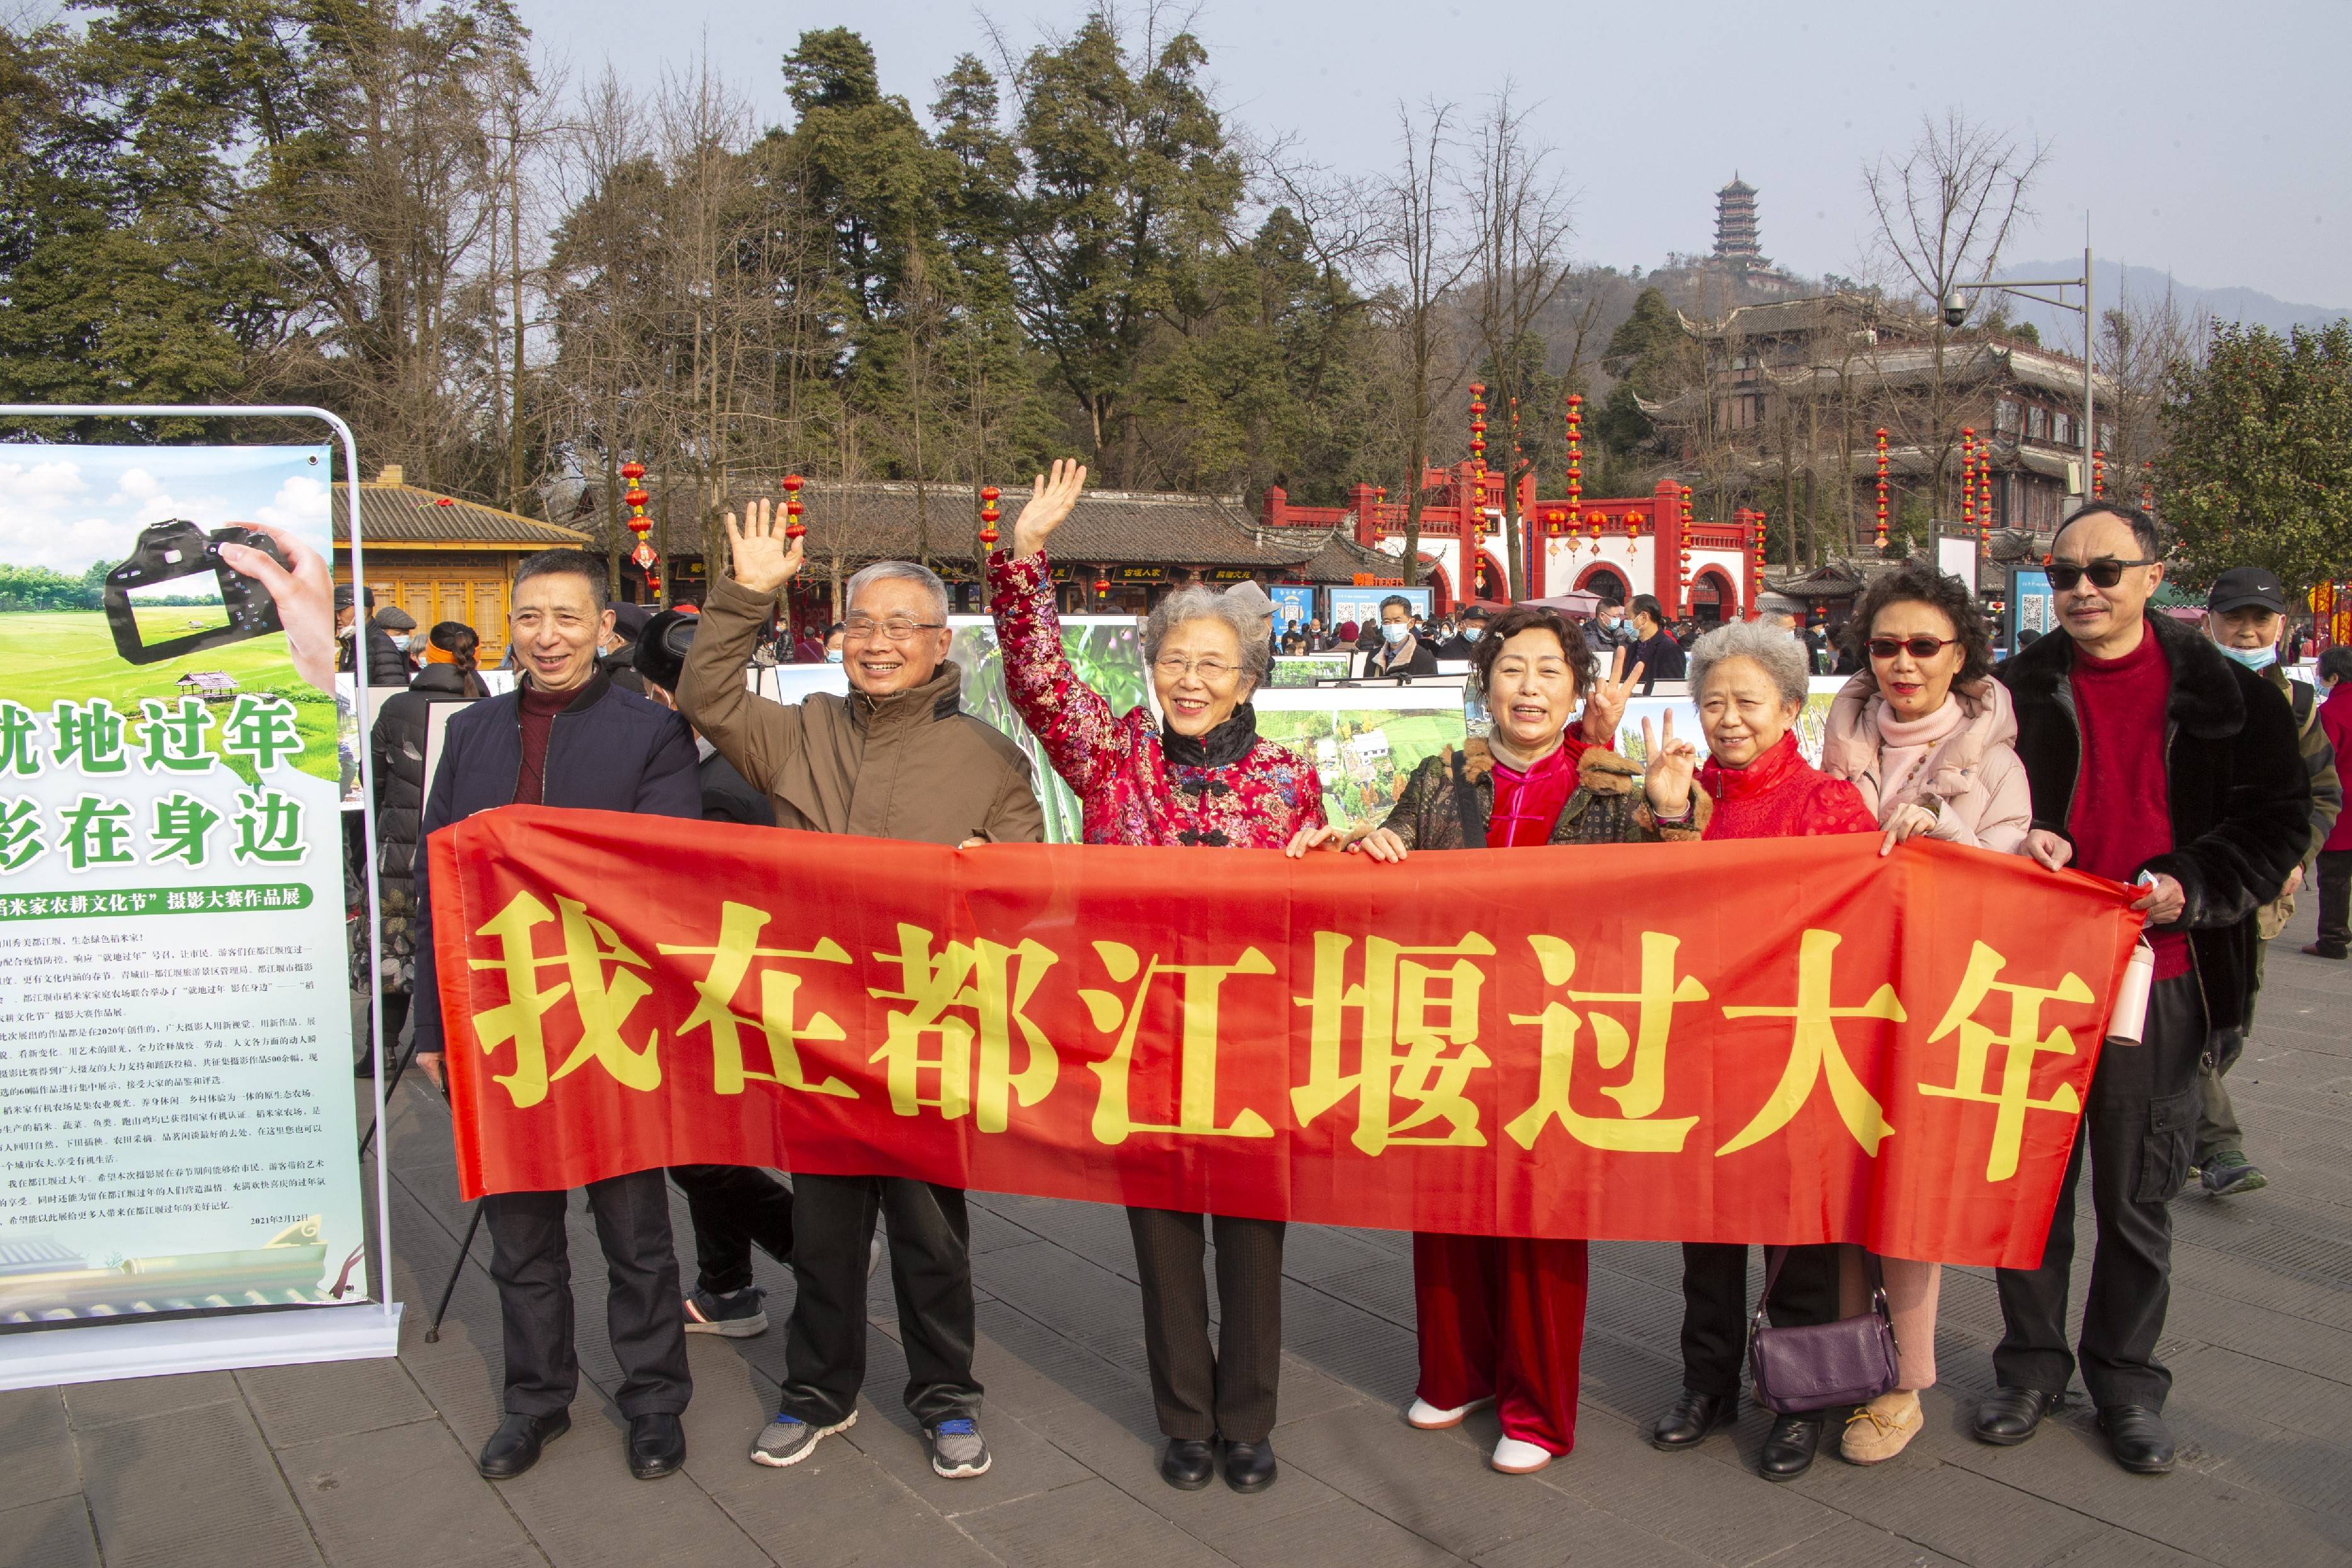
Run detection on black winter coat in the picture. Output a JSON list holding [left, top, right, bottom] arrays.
[[1996, 612, 2310, 1033], [410, 673, 700, 1057], [368, 666, 484, 994], [339, 623, 412, 686]]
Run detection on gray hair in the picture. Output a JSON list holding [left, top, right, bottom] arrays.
[[1145, 585, 1271, 695], [844, 560, 950, 623], [1688, 619, 1810, 710]]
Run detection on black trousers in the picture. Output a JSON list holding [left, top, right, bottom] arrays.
[[1995, 971, 2205, 1411], [778, 1174, 978, 1428], [1127, 1207, 1285, 1444], [2316, 849, 2352, 956], [1676, 1242, 1839, 1400], [484, 1169, 691, 1419], [668, 1165, 795, 1295]]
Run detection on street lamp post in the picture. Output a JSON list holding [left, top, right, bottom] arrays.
[[1942, 229, 2096, 526]]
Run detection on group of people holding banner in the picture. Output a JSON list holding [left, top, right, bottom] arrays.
[[407, 460, 2320, 1497]]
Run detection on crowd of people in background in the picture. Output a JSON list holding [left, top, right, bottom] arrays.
[[360, 458, 2337, 1500]]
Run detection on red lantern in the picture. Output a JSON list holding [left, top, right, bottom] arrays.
[[2093, 448, 2106, 499], [1093, 572, 1111, 598], [979, 484, 1001, 547], [781, 473, 806, 540]]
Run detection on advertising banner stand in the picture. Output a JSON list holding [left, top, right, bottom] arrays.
[[0, 404, 400, 1389]]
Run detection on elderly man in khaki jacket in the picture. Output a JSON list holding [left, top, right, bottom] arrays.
[[681, 497, 1043, 1483]]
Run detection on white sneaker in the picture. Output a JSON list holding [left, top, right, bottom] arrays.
[[1490, 1435, 1553, 1474], [1406, 1395, 1493, 1430]]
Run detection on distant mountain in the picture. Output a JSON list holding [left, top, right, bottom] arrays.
[[1994, 259, 2348, 349]]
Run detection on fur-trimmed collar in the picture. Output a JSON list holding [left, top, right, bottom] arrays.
[[1999, 611, 2246, 741], [1452, 736, 1640, 795]]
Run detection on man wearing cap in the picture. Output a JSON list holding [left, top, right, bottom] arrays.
[[2197, 565, 2341, 1196], [681, 499, 1043, 1482], [1977, 504, 2309, 1474], [335, 584, 410, 686], [1434, 605, 1489, 661], [371, 605, 421, 679]]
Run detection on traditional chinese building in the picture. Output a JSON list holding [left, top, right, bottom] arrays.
[[1258, 464, 1763, 622], [331, 465, 594, 664]]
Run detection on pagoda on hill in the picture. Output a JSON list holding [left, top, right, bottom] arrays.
[[1715, 174, 1767, 268]]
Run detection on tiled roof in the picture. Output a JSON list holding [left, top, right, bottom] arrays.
[[332, 483, 592, 548], [673, 479, 1314, 571]]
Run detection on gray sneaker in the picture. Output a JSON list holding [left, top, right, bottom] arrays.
[[749, 1410, 855, 1468], [2201, 1151, 2269, 1196], [925, 1417, 991, 1478]]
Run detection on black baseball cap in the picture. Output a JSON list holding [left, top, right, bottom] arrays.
[[1459, 605, 1490, 622], [630, 607, 702, 691], [2207, 567, 2287, 615]]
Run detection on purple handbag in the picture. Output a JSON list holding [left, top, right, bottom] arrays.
[[1747, 1247, 1901, 1414]]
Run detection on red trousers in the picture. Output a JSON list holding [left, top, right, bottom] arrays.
[[1412, 1232, 1589, 1455]]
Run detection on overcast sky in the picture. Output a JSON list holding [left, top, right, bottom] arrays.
[[515, 0, 2349, 309]]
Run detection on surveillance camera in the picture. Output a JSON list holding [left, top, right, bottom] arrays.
[[1941, 291, 1969, 329]]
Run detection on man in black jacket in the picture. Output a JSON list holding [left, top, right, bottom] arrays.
[[1625, 596, 1684, 693], [363, 649, 481, 1072], [334, 585, 411, 686], [1977, 504, 2309, 1475], [410, 550, 702, 1485]]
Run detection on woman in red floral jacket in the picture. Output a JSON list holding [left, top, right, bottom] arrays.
[[988, 460, 1324, 1499], [1642, 618, 1878, 1486]]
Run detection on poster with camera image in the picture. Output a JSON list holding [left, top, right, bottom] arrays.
[[0, 444, 372, 1330]]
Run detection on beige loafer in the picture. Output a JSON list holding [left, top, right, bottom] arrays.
[[1841, 1390, 1924, 1465]]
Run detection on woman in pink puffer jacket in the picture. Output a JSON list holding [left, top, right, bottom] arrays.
[[1815, 562, 2033, 1465]]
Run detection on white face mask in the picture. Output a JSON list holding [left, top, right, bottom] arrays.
[[2218, 642, 2278, 671], [1462, 626, 1482, 642], [1382, 622, 1411, 645], [389, 634, 411, 652]]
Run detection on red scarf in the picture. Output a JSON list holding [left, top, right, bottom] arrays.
[[1486, 735, 1589, 848]]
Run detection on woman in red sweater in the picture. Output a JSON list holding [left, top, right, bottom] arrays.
[[1643, 618, 1878, 1484], [2307, 645, 2352, 959], [1305, 604, 1688, 1475]]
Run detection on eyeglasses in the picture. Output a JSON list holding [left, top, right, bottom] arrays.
[[1152, 654, 1239, 681], [2046, 557, 2159, 592], [842, 613, 945, 642], [1866, 636, 1958, 661]]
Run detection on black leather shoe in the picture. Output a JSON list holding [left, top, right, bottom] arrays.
[[477, 1411, 569, 1479], [1221, 1437, 1277, 1494], [1648, 1390, 1734, 1451], [2098, 1404, 2175, 1474], [627, 1412, 686, 1480], [1758, 1412, 1824, 1481], [1159, 1438, 1215, 1491], [1973, 1387, 2062, 1446]]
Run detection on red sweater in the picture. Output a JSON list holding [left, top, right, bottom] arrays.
[[2067, 627, 2187, 977], [513, 681, 570, 805], [1699, 731, 1877, 841]]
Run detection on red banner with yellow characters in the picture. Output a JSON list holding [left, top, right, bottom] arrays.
[[429, 807, 2148, 1269]]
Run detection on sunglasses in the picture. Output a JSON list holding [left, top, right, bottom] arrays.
[[1866, 636, 1958, 661], [2045, 556, 2159, 591]]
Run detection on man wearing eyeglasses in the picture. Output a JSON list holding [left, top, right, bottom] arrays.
[[1980, 504, 2309, 1475], [680, 499, 1044, 1482]]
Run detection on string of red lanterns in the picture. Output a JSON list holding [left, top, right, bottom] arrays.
[[978, 485, 1001, 547], [1960, 427, 1977, 542], [620, 460, 658, 596], [2093, 448, 2106, 499], [781, 474, 806, 540], [1563, 395, 1582, 549], [1873, 428, 1890, 552], [1677, 484, 1694, 612], [1979, 449, 1992, 533], [1468, 382, 1488, 528]]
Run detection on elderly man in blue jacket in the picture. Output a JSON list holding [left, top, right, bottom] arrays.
[[411, 549, 701, 1485]]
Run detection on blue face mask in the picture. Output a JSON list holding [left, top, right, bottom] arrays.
[[824, 649, 844, 664], [2219, 642, 2278, 671], [1462, 626, 1482, 643], [1382, 622, 1411, 645]]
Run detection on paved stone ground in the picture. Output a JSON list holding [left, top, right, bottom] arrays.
[[6, 906, 2351, 1568]]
